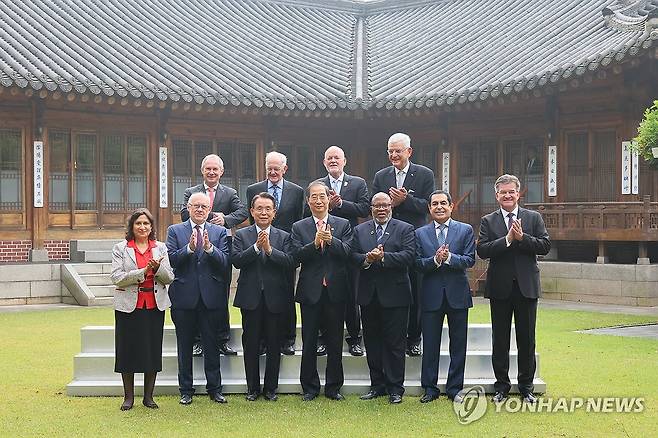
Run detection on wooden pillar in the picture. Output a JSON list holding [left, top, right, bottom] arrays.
[[29, 99, 48, 261]]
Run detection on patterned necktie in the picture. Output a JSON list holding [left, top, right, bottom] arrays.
[[332, 179, 340, 195], [271, 184, 280, 209], [195, 225, 203, 256], [507, 212, 515, 230], [436, 223, 446, 246], [376, 224, 384, 242], [207, 187, 215, 207], [396, 170, 405, 189]]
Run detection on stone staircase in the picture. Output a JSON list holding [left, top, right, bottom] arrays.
[[67, 324, 546, 396], [61, 240, 120, 306]]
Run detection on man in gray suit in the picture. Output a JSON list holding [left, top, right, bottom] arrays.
[[180, 154, 248, 356]]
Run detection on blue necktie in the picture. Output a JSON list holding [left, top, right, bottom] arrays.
[[376, 224, 384, 242], [271, 185, 280, 209], [436, 223, 446, 247]]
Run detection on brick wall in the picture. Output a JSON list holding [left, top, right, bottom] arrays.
[[0, 240, 32, 262], [0, 240, 71, 262], [44, 240, 70, 261]]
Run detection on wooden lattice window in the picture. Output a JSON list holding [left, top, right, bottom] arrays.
[[0, 128, 22, 211]]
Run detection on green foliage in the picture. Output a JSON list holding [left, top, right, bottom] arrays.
[[633, 100, 658, 164], [0, 305, 656, 437]]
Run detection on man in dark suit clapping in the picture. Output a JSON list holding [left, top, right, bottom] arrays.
[[166, 192, 230, 405], [415, 190, 475, 404], [291, 180, 353, 401], [243, 151, 305, 355], [372, 133, 435, 357], [477, 174, 551, 405], [232, 192, 296, 402], [352, 192, 415, 404], [181, 154, 247, 356], [315, 145, 370, 357]]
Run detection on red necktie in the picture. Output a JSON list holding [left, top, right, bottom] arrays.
[[195, 225, 203, 256], [207, 187, 215, 207]]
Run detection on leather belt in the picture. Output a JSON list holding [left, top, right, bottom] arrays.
[[138, 287, 154, 292]]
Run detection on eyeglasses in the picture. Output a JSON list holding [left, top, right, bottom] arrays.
[[497, 190, 518, 196], [387, 148, 408, 155], [253, 206, 274, 213], [371, 204, 392, 210], [189, 203, 210, 211]]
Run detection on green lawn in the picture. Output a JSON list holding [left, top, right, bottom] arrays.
[[0, 304, 656, 437]]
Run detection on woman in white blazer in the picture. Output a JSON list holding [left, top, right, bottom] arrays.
[[111, 208, 173, 411]]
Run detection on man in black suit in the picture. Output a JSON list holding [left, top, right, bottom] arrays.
[[166, 192, 230, 405], [243, 151, 305, 355], [232, 192, 296, 402], [476, 174, 551, 404], [372, 133, 435, 356], [291, 180, 353, 401], [316, 145, 369, 357], [181, 154, 247, 356], [352, 192, 415, 404]]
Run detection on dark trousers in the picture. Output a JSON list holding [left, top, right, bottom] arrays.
[[171, 300, 223, 396], [361, 295, 408, 396], [490, 280, 537, 395], [318, 268, 362, 346], [282, 270, 297, 347], [218, 235, 233, 343], [421, 296, 468, 398], [407, 270, 421, 345], [241, 296, 284, 393], [300, 288, 344, 396]]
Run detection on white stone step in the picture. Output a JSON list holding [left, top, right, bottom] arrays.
[[72, 350, 539, 381], [81, 251, 113, 263], [79, 274, 114, 286], [66, 263, 110, 275], [79, 324, 516, 353], [67, 378, 546, 397], [71, 240, 122, 252], [88, 285, 115, 298]]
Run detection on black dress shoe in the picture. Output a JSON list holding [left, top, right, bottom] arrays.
[[192, 342, 203, 356], [420, 392, 439, 403], [326, 392, 345, 401], [389, 394, 403, 404], [449, 394, 465, 404], [245, 391, 260, 402], [219, 343, 238, 355], [348, 344, 364, 356], [259, 344, 267, 356], [491, 391, 508, 403], [302, 393, 318, 401], [359, 389, 385, 400], [120, 399, 134, 411], [210, 393, 228, 403], [281, 344, 295, 355], [522, 393, 538, 404], [264, 391, 278, 401], [406, 344, 421, 357], [142, 399, 159, 409], [316, 344, 327, 356], [179, 394, 193, 405]]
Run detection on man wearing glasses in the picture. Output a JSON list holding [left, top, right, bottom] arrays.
[[351, 192, 415, 404], [181, 154, 247, 356], [167, 192, 230, 405], [372, 133, 435, 357]]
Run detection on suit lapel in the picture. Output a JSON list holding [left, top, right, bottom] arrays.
[[402, 163, 417, 191], [126, 246, 137, 266], [495, 210, 509, 237], [387, 166, 397, 190], [426, 223, 440, 251], [444, 220, 456, 248], [379, 220, 393, 246]]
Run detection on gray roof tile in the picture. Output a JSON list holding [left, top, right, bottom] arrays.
[[0, 0, 656, 111]]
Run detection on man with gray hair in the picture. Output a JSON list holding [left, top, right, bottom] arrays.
[[477, 174, 550, 405], [372, 132, 435, 357], [244, 151, 305, 355], [181, 153, 248, 356]]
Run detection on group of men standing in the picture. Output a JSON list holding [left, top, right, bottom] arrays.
[[164, 132, 550, 406]]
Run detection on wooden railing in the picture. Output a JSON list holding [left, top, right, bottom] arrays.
[[525, 195, 658, 241]]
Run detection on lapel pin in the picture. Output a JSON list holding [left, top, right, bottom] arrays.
[[370, 230, 374, 235]]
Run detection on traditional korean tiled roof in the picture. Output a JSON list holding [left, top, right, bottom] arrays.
[[0, 0, 657, 112]]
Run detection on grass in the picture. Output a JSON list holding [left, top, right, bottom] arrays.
[[0, 304, 656, 437]]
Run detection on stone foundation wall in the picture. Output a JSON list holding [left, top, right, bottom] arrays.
[[0, 264, 69, 305]]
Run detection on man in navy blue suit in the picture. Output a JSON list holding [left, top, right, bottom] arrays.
[[372, 133, 435, 357], [166, 192, 230, 405], [352, 192, 415, 404], [415, 190, 475, 403]]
